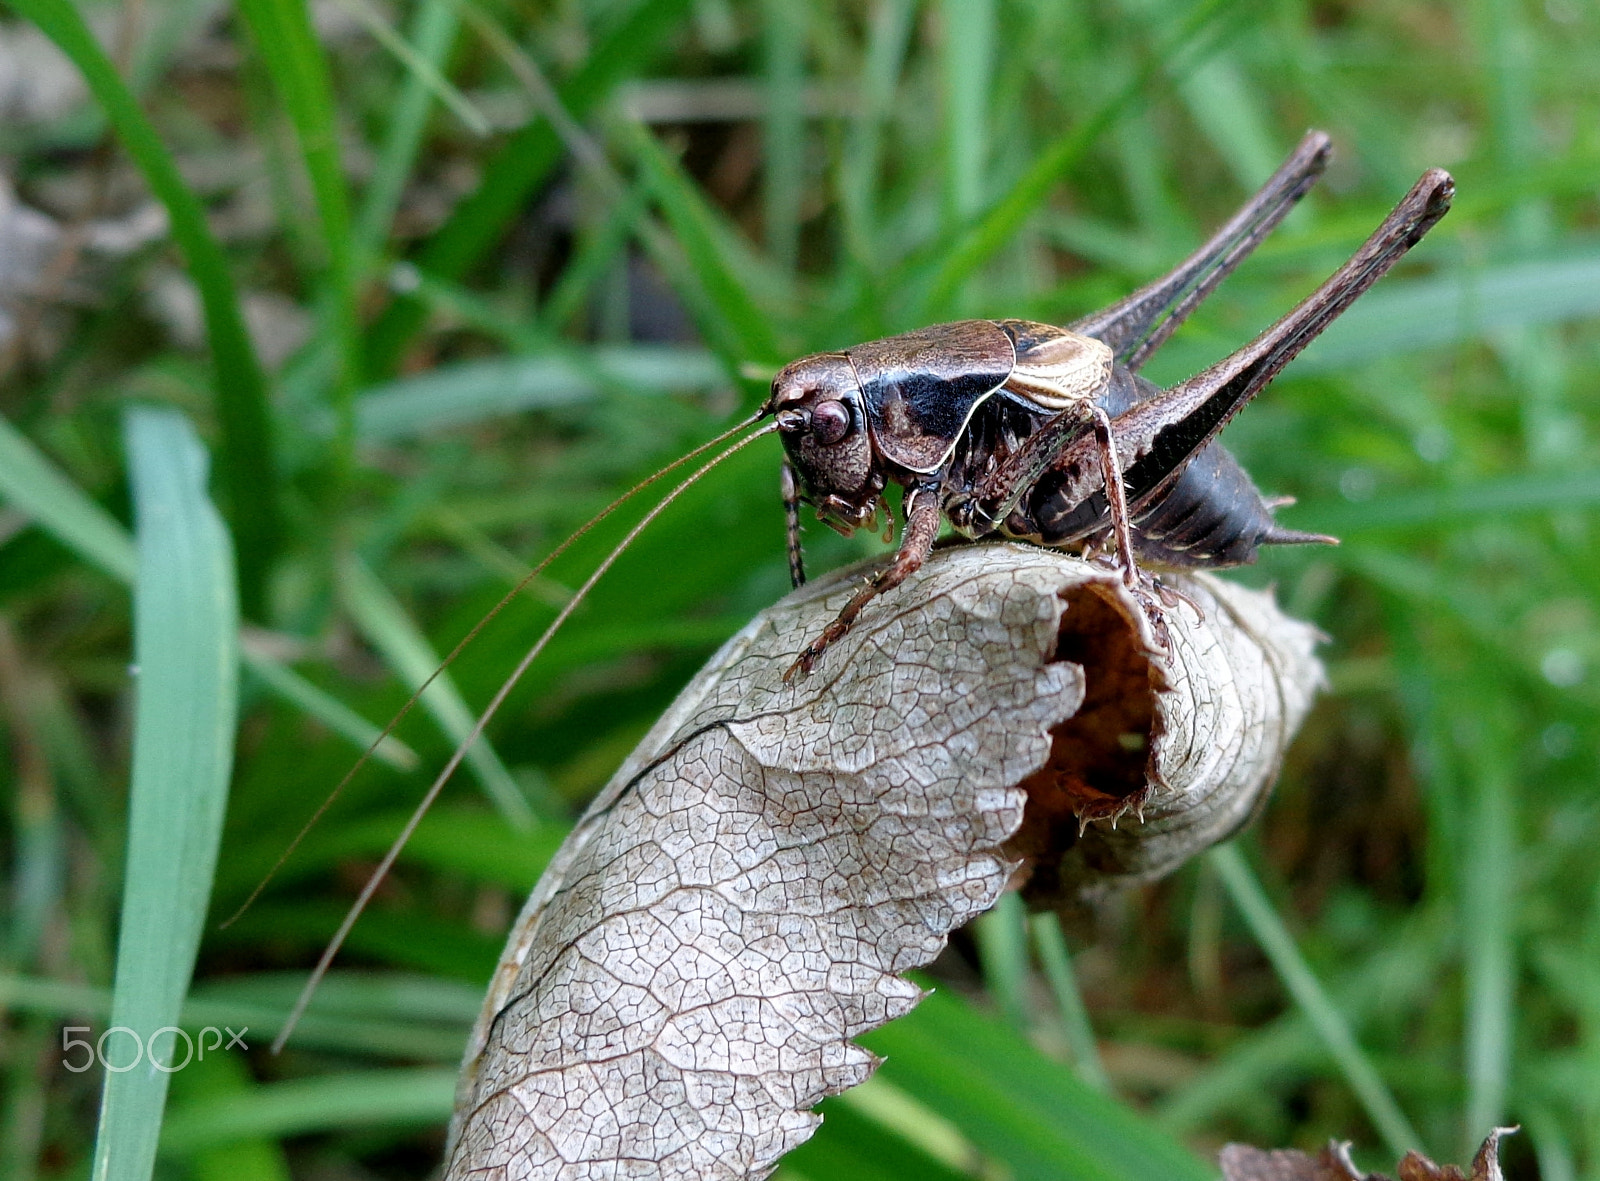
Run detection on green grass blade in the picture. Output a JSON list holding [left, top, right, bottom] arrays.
[[782, 1086, 975, 1181], [1469, 0, 1541, 213], [939, 0, 994, 222], [434, 0, 744, 358], [919, 0, 1242, 315], [0, 413, 136, 583], [1031, 911, 1111, 1091], [863, 987, 1213, 1181], [354, 345, 725, 440], [1210, 843, 1423, 1157], [239, 647, 417, 771], [0, 413, 414, 767], [761, 0, 806, 269], [248, 805, 565, 892], [1459, 734, 1517, 1150], [625, 121, 785, 364], [158, 1067, 456, 1155], [1156, 907, 1449, 1135], [364, 0, 698, 375], [536, 179, 655, 333], [392, 0, 774, 388], [339, 555, 533, 827], [1296, 252, 1600, 372], [974, 889, 1029, 1030], [386, 264, 546, 352], [1291, 468, 1600, 535], [353, 0, 465, 261], [234, 0, 360, 456], [0, 970, 474, 1062], [126, 0, 225, 95], [7, 0, 279, 611], [347, 0, 485, 142], [5, 776, 62, 967], [1524, 1107, 1578, 1181], [165, 1052, 289, 1181], [1169, 49, 1278, 190], [90, 406, 240, 1181], [837, 0, 915, 269]]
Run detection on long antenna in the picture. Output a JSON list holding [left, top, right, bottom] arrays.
[[272, 421, 780, 1052], [222, 410, 765, 931]]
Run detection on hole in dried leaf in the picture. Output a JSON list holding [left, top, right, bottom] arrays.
[[1005, 583, 1160, 907]]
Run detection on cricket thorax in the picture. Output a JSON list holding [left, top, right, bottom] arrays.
[[776, 319, 1116, 537], [993, 320, 1114, 410]]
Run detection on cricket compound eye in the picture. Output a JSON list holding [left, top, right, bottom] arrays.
[[810, 399, 851, 446]]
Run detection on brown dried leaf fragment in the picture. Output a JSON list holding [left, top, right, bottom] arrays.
[[0, 174, 167, 372], [1220, 1128, 1516, 1181], [447, 543, 1323, 1180]]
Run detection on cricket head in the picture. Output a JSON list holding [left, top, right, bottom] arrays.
[[768, 352, 884, 533]]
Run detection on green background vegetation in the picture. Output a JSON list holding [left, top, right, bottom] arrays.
[[1, 0, 1598, 1176]]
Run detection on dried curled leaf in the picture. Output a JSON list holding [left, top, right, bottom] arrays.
[[1219, 1128, 1516, 1181], [447, 543, 1323, 1180], [1004, 554, 1324, 907]]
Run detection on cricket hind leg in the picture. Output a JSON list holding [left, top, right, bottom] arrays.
[[1088, 404, 1140, 588], [1113, 168, 1456, 517], [1100, 369, 1335, 564], [1071, 130, 1332, 370], [1054, 403, 1182, 644], [969, 398, 1186, 646], [1036, 168, 1450, 578], [1029, 168, 1453, 541]]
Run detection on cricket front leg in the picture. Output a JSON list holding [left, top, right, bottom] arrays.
[[785, 481, 943, 682], [781, 460, 806, 588]]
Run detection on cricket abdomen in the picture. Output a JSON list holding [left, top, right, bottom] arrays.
[[963, 367, 1331, 567], [1126, 443, 1333, 567]]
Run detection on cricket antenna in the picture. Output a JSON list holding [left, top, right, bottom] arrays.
[[271, 419, 781, 1053], [222, 409, 766, 933]]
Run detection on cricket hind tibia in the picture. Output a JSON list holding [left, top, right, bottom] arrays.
[[1032, 167, 1455, 556], [954, 130, 1337, 538], [1112, 169, 1456, 517], [1071, 129, 1334, 370]]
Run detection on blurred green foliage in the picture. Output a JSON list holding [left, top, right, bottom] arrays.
[[1, 0, 1598, 1177]]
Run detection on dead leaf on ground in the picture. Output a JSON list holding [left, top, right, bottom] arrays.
[[0, 173, 167, 370], [1220, 1127, 1517, 1181], [0, 21, 88, 123], [447, 542, 1324, 1180]]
